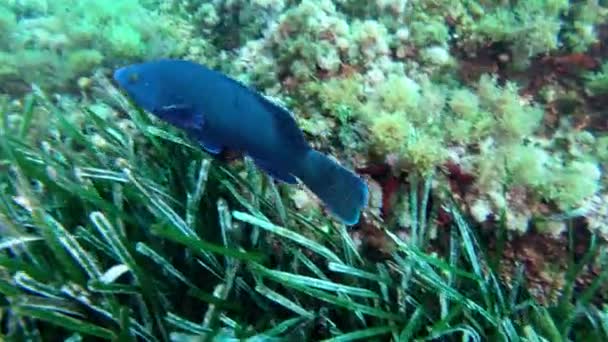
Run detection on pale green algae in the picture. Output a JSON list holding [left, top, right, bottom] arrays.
[[586, 61, 608, 96]]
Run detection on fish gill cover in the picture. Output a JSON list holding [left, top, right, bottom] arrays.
[[0, 0, 607, 340]]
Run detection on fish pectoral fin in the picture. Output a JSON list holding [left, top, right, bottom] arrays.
[[155, 104, 204, 130], [156, 104, 192, 117], [192, 134, 222, 154], [252, 157, 298, 184]]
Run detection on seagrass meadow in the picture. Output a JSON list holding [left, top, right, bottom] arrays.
[[1, 0, 608, 341]]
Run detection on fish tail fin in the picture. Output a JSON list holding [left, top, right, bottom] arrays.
[[292, 149, 368, 225]]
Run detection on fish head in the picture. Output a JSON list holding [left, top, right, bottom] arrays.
[[113, 63, 163, 114], [113, 61, 202, 130]]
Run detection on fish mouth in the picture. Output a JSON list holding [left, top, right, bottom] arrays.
[[112, 67, 128, 85]]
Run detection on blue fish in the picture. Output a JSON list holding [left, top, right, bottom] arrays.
[[113, 59, 368, 225]]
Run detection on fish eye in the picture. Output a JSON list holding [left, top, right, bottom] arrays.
[[128, 72, 139, 84]]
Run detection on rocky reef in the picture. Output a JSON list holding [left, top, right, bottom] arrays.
[[219, 0, 608, 241]]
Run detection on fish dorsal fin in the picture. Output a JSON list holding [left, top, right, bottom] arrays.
[[222, 72, 310, 152], [255, 93, 310, 152]]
